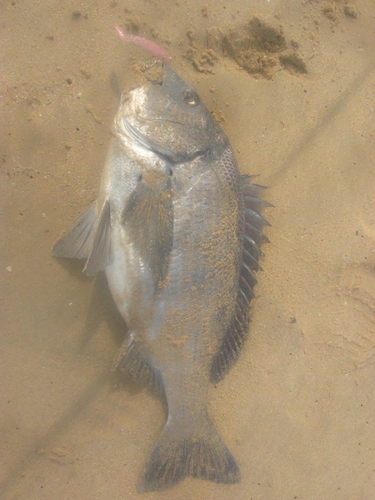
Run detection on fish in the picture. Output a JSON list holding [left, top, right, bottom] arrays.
[[52, 59, 271, 492]]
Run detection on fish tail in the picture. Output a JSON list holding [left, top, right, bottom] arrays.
[[138, 410, 240, 492]]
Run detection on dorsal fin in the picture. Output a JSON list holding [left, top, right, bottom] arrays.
[[210, 175, 271, 383]]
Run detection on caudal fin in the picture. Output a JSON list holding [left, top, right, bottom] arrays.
[[138, 412, 240, 492]]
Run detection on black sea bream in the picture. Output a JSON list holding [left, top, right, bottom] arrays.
[[52, 60, 270, 492]]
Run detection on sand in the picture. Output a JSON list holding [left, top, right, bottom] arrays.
[[1, 0, 374, 498]]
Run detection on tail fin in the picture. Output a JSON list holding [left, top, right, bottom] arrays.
[[138, 411, 240, 492]]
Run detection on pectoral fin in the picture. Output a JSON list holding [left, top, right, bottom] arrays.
[[52, 199, 112, 276], [52, 202, 97, 259], [84, 199, 111, 276], [121, 169, 173, 293]]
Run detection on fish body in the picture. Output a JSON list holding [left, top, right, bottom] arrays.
[[52, 61, 270, 491]]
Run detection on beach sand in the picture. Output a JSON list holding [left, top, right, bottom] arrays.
[[1, 1, 374, 498]]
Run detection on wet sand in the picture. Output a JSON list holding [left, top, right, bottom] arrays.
[[1, 1, 375, 498]]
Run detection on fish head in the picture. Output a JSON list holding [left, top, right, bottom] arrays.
[[115, 61, 227, 163]]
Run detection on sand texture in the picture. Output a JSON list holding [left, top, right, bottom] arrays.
[[1, 1, 374, 498]]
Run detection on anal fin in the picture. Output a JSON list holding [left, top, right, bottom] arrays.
[[113, 338, 164, 396]]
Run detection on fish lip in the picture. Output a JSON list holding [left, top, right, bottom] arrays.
[[137, 116, 184, 126]]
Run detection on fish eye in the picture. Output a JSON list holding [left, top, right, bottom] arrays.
[[182, 89, 199, 106]]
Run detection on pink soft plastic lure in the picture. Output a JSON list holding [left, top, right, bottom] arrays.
[[115, 23, 171, 63]]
